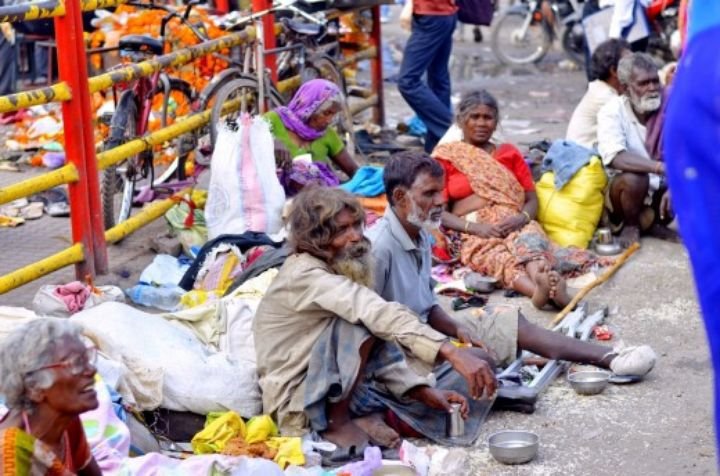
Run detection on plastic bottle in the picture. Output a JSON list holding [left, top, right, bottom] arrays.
[[125, 284, 183, 311]]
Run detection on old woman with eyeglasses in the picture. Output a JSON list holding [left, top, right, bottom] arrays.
[[0, 318, 101, 475]]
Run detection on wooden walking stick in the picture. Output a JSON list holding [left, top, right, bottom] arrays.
[[550, 242, 641, 327]]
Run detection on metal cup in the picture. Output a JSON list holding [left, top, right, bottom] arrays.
[[447, 403, 464, 438], [596, 227, 613, 244]]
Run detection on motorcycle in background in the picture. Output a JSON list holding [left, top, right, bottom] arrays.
[[491, 0, 680, 67], [490, 0, 587, 65]]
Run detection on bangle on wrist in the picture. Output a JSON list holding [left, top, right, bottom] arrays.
[[521, 210, 531, 223]]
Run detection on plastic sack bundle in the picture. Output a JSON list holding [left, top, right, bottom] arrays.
[[72, 302, 262, 416], [205, 115, 286, 239], [536, 156, 608, 248], [165, 196, 208, 256]]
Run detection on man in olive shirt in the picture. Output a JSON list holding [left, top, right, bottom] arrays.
[[253, 187, 496, 451]]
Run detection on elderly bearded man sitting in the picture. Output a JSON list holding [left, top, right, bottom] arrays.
[[253, 187, 500, 458], [597, 52, 679, 247]]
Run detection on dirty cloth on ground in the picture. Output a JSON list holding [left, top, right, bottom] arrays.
[[540, 140, 595, 189], [340, 166, 386, 197], [224, 245, 289, 296], [304, 318, 493, 446], [179, 232, 281, 290]]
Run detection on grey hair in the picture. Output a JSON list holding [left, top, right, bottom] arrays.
[[0, 318, 82, 409], [617, 52, 659, 86], [456, 90, 500, 125], [314, 93, 342, 116]]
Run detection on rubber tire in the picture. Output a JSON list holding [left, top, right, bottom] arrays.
[[153, 78, 194, 184], [101, 91, 138, 231], [209, 77, 284, 147], [561, 22, 587, 67], [491, 10, 553, 65]]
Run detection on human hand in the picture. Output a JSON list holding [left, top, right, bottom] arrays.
[[660, 189, 673, 221], [468, 222, 503, 238], [439, 343, 497, 400], [456, 326, 489, 352], [409, 386, 469, 418], [274, 140, 292, 170], [497, 214, 528, 236]]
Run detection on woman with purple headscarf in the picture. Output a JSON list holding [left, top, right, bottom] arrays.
[[265, 79, 359, 185]]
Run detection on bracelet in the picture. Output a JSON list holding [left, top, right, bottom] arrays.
[[521, 211, 531, 223], [464, 221, 471, 233]]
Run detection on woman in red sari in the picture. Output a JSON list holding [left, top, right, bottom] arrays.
[[433, 91, 604, 309]]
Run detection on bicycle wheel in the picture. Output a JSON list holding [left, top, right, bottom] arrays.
[[304, 55, 356, 157], [209, 77, 284, 146], [101, 91, 139, 230], [150, 78, 195, 183], [491, 9, 552, 65]]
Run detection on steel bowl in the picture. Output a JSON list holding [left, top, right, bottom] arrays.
[[488, 430, 539, 465], [463, 273, 498, 293], [568, 370, 611, 395], [372, 462, 416, 476], [595, 242, 622, 256]]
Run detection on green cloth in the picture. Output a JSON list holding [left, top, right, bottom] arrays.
[[264, 111, 344, 164]]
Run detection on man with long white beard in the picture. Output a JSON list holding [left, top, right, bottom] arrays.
[[597, 52, 678, 248], [253, 187, 500, 459]]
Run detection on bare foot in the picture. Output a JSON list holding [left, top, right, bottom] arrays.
[[321, 420, 369, 449], [618, 226, 640, 249], [548, 271, 572, 308], [646, 223, 681, 243], [531, 269, 552, 309], [353, 413, 401, 448]]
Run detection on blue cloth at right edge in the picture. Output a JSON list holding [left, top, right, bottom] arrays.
[[540, 139, 595, 189], [664, 22, 720, 455]]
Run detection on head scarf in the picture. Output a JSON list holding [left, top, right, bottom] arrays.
[[275, 79, 341, 141]]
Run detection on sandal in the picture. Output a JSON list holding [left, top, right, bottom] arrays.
[[451, 295, 487, 311], [319, 442, 368, 467]]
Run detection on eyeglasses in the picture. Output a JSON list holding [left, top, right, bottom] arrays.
[[27, 346, 98, 377]]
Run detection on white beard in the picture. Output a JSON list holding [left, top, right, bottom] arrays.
[[630, 92, 662, 113], [407, 198, 443, 231]]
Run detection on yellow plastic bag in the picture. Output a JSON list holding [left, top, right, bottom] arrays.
[[191, 411, 246, 454], [536, 156, 608, 249], [266, 437, 305, 468], [245, 415, 279, 444]]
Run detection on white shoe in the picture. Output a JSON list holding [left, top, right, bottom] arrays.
[[609, 345, 657, 377]]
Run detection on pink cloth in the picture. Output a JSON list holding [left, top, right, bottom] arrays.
[[53, 281, 91, 313]]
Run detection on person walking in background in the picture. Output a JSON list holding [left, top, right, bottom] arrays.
[[0, 21, 17, 98], [397, 0, 457, 152]]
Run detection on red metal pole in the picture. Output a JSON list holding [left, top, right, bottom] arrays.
[[252, 0, 277, 82], [54, 0, 109, 277], [369, 5, 385, 125], [215, 0, 229, 14]]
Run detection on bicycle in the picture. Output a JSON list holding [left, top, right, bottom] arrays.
[[100, 1, 204, 230], [206, 3, 355, 154]]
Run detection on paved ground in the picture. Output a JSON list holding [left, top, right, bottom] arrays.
[[0, 13, 714, 475]]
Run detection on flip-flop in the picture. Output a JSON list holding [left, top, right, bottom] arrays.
[[452, 296, 487, 311], [319, 442, 368, 467], [21, 202, 44, 220], [608, 374, 643, 384], [45, 201, 70, 217]]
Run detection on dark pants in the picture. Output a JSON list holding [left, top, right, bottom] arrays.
[[0, 36, 16, 96], [398, 13, 457, 153]]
